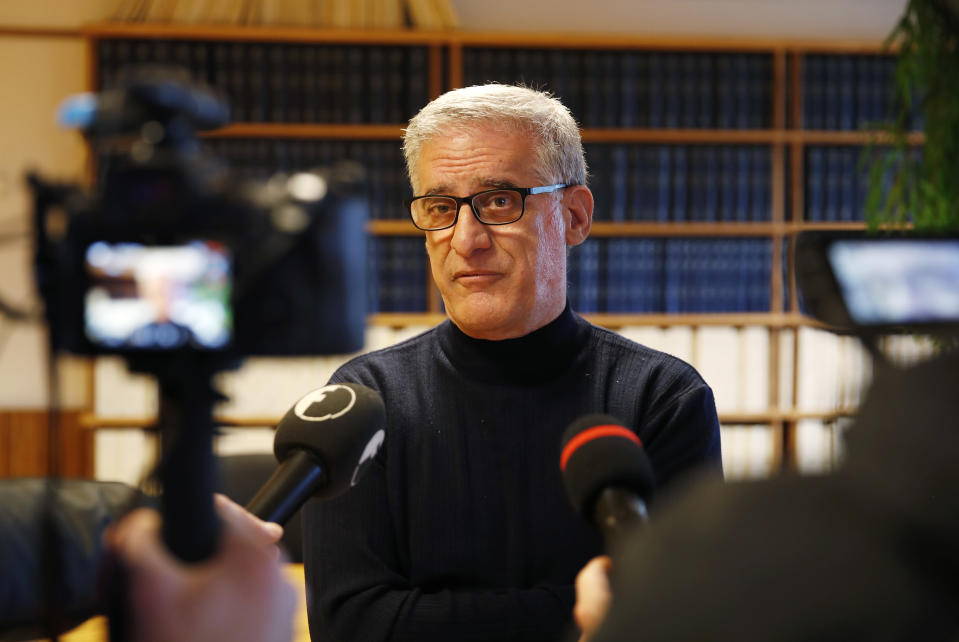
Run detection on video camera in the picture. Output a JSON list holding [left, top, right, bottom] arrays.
[[30, 67, 368, 359], [796, 230, 959, 339]]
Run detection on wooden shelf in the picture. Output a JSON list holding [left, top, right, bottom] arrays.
[[80, 23, 895, 54], [589, 222, 786, 237], [582, 129, 786, 144], [369, 220, 879, 237], [82, 22, 449, 44], [205, 123, 406, 140], [582, 312, 822, 328], [202, 125, 925, 148], [80, 406, 860, 430], [795, 130, 925, 146]]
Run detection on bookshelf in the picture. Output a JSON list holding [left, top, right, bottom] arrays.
[[81, 23, 923, 472]]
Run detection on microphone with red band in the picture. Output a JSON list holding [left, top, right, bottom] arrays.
[[560, 414, 656, 550], [246, 382, 386, 525]]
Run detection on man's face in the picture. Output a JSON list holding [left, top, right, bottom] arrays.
[[415, 125, 576, 340]]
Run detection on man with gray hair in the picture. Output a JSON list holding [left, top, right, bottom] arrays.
[[302, 84, 722, 641]]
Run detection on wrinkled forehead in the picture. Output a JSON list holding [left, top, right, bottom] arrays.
[[412, 122, 542, 192]]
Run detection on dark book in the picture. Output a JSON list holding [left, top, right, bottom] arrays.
[[620, 51, 639, 128], [750, 146, 771, 222], [663, 53, 680, 128], [716, 54, 735, 129], [601, 51, 619, 127], [655, 145, 672, 222], [822, 56, 840, 130], [802, 54, 824, 129], [688, 146, 707, 221], [735, 146, 751, 221], [405, 47, 429, 121], [649, 52, 665, 128], [626, 145, 644, 221], [386, 47, 406, 123], [806, 146, 825, 222], [247, 43, 268, 122], [266, 44, 286, 123], [582, 51, 604, 128], [346, 46, 368, 123], [680, 53, 698, 128], [697, 53, 715, 128], [703, 146, 720, 222], [823, 146, 842, 221], [301, 45, 319, 123], [838, 55, 855, 130], [718, 146, 736, 221], [733, 54, 750, 129], [672, 145, 688, 222], [609, 144, 629, 222]]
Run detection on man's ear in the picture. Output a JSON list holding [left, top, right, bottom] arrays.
[[564, 185, 593, 247]]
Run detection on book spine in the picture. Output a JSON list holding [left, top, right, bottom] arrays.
[[672, 145, 688, 222], [609, 144, 628, 222], [735, 146, 751, 222], [656, 145, 672, 222], [620, 52, 638, 128], [806, 147, 824, 221], [649, 52, 664, 128], [698, 53, 715, 128]]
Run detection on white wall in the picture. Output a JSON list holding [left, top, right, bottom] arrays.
[[451, 0, 908, 39]]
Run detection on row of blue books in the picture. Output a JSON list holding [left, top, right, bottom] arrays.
[[204, 138, 907, 227], [204, 139, 413, 221], [366, 237, 428, 314], [463, 48, 773, 130], [587, 144, 773, 222], [365, 236, 773, 315], [804, 145, 923, 222], [567, 238, 772, 314], [97, 39, 431, 124], [801, 54, 922, 131], [805, 146, 871, 222]]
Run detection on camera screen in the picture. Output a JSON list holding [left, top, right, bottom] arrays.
[[827, 239, 959, 326], [84, 241, 232, 350]]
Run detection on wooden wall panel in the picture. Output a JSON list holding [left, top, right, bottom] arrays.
[[0, 410, 93, 478]]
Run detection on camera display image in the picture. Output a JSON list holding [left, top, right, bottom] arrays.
[[827, 239, 959, 325], [83, 241, 232, 350]]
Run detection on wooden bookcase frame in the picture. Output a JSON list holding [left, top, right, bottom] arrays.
[[79, 23, 916, 470]]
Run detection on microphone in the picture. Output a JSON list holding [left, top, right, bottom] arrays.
[[559, 414, 656, 549], [246, 383, 386, 525]]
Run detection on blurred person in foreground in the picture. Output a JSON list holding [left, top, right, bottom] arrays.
[[573, 349, 959, 642], [108, 493, 298, 642], [302, 83, 723, 642]]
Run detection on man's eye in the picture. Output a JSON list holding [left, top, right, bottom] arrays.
[[428, 201, 452, 214]]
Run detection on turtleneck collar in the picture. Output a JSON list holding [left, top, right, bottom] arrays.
[[437, 301, 588, 386]]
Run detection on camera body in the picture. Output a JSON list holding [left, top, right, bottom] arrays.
[[33, 72, 368, 358], [796, 231, 959, 336]]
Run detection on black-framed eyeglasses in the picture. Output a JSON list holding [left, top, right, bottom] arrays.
[[404, 184, 569, 231]]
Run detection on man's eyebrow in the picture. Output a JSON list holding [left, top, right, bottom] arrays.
[[422, 178, 517, 196]]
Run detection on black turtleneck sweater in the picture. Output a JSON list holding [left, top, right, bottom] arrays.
[[302, 305, 721, 642]]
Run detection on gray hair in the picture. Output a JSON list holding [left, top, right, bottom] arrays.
[[402, 84, 587, 193]]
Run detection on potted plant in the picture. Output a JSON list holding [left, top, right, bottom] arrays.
[[865, 0, 959, 231]]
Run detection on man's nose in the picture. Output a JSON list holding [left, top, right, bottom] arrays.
[[450, 201, 492, 255]]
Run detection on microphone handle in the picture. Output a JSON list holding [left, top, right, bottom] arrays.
[[246, 450, 326, 525], [593, 486, 648, 550]]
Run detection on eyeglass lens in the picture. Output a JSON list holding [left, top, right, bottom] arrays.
[[411, 190, 523, 229]]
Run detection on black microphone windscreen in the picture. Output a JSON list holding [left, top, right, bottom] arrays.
[[273, 382, 386, 499], [560, 414, 656, 520]]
